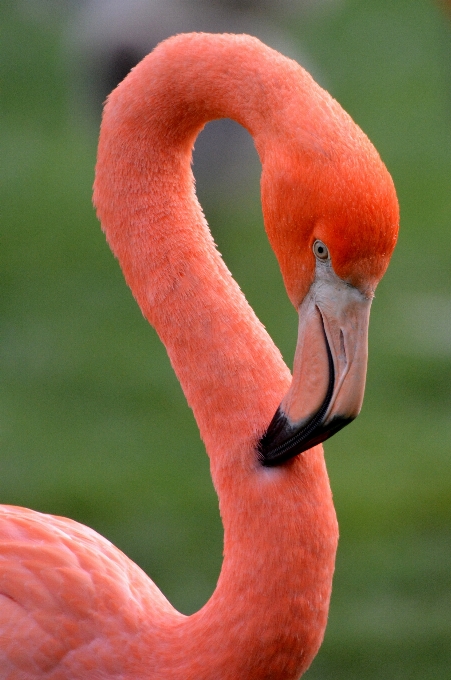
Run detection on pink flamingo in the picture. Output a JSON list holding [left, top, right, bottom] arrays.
[[0, 34, 398, 679]]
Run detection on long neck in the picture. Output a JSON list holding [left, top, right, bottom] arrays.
[[94, 34, 301, 459], [94, 34, 338, 680]]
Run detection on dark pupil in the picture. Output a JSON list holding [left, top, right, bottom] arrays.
[[318, 246, 324, 254]]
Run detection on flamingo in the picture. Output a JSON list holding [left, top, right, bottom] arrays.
[[0, 34, 398, 679]]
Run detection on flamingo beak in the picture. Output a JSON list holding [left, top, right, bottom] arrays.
[[258, 260, 372, 466]]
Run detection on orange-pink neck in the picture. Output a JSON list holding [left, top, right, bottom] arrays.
[[94, 33, 338, 679], [94, 34, 303, 462]]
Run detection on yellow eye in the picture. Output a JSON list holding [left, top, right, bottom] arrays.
[[313, 240, 330, 261]]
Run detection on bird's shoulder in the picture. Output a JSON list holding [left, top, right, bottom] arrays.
[[0, 505, 177, 678]]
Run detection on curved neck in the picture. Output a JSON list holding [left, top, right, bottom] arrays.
[[94, 34, 302, 466], [94, 34, 338, 680]]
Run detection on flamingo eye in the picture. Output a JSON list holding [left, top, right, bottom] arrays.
[[313, 240, 330, 262]]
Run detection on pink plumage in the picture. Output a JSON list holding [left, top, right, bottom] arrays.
[[0, 33, 398, 679]]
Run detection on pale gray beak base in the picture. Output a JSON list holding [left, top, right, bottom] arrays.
[[258, 258, 372, 467]]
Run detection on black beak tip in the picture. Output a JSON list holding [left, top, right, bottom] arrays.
[[258, 409, 355, 467]]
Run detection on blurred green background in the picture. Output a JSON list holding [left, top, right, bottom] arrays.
[[1, 0, 451, 677]]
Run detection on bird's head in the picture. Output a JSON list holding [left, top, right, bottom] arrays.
[[258, 112, 399, 466]]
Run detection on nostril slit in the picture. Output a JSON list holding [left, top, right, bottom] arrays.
[[339, 329, 346, 362]]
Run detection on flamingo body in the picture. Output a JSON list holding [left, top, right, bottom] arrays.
[[0, 506, 178, 677], [0, 34, 399, 679]]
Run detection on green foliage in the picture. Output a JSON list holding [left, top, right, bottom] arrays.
[[1, 1, 450, 677]]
